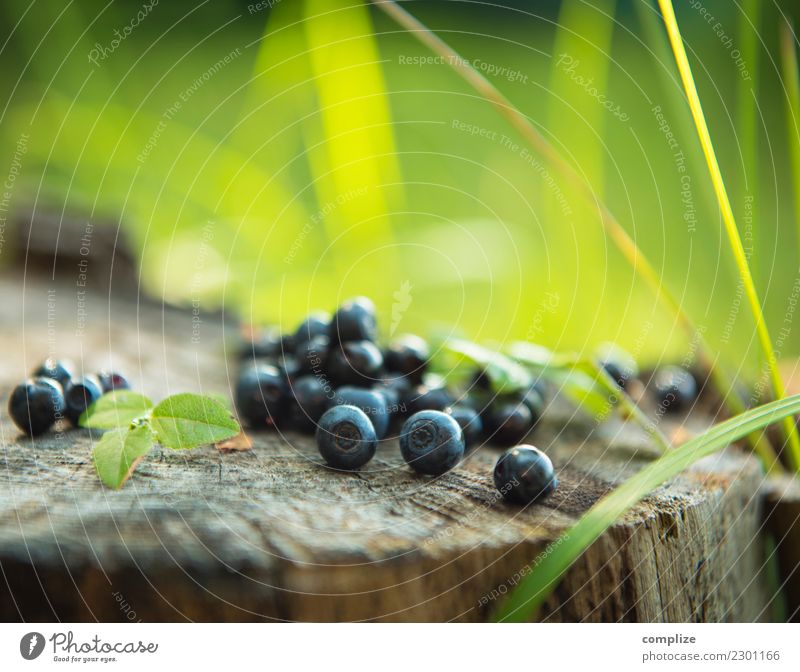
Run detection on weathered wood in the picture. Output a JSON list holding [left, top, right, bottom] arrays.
[[763, 475, 800, 621], [0, 275, 777, 622]]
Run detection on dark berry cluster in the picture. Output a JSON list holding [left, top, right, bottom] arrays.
[[235, 297, 560, 503], [6, 358, 130, 436]]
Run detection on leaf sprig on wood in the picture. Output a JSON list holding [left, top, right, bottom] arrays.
[[80, 391, 240, 489]]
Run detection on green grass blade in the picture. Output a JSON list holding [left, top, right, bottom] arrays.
[[493, 392, 800, 622], [657, 0, 800, 472], [780, 18, 800, 266], [373, 0, 782, 473]]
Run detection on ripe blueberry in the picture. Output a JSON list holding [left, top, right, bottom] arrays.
[[486, 399, 535, 446], [240, 330, 282, 361], [295, 335, 330, 375], [383, 335, 429, 383], [653, 366, 698, 413], [327, 340, 383, 386], [406, 384, 454, 414], [494, 445, 557, 505], [8, 377, 66, 436], [332, 386, 390, 438], [32, 358, 73, 388], [294, 311, 330, 346], [288, 375, 332, 431], [329, 296, 377, 343], [399, 410, 465, 476], [448, 405, 483, 448], [597, 343, 638, 389], [235, 364, 288, 428], [97, 370, 130, 393], [316, 405, 377, 470], [519, 386, 544, 421], [64, 375, 103, 425]]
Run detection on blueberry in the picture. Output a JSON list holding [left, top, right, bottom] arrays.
[[294, 311, 330, 346], [8, 377, 66, 436], [64, 375, 103, 425], [653, 366, 697, 413], [471, 368, 492, 391], [316, 405, 377, 470], [332, 386, 390, 438], [235, 364, 288, 428], [288, 375, 332, 431], [399, 410, 464, 476], [596, 343, 638, 389], [32, 358, 73, 388], [327, 340, 383, 386], [519, 386, 544, 421], [329, 297, 377, 343], [448, 405, 483, 447], [384, 335, 429, 383], [406, 384, 454, 413], [494, 445, 557, 505], [295, 335, 330, 375], [275, 355, 301, 382], [486, 399, 535, 446], [239, 330, 282, 360], [96, 370, 130, 393]]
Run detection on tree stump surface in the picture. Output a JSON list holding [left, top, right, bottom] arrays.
[[0, 274, 787, 622]]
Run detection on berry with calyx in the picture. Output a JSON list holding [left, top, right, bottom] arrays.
[[384, 335, 429, 383], [294, 311, 330, 346], [316, 405, 377, 470], [288, 375, 332, 431], [332, 386, 390, 438], [8, 377, 66, 436], [486, 399, 534, 446], [64, 375, 103, 425], [494, 445, 557, 505], [399, 410, 464, 476], [327, 340, 383, 386], [97, 370, 130, 393], [32, 358, 73, 388], [329, 296, 377, 343], [235, 364, 288, 428], [653, 366, 698, 413], [448, 405, 483, 448]]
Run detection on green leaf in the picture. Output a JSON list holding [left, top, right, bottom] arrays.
[[79, 390, 154, 429], [150, 393, 240, 450], [92, 425, 154, 490], [493, 393, 800, 622], [440, 339, 532, 393]]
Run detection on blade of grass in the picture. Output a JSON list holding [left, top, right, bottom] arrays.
[[493, 392, 800, 622], [780, 18, 800, 266], [657, 0, 800, 472], [372, 0, 782, 473]]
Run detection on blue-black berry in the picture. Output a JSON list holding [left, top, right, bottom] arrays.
[[8, 377, 66, 436], [64, 375, 103, 425], [97, 370, 130, 393], [399, 410, 464, 476], [294, 312, 330, 346], [653, 366, 697, 413], [486, 399, 535, 446], [448, 404, 483, 448], [295, 335, 330, 375], [316, 405, 377, 470], [494, 445, 557, 505], [288, 375, 332, 431], [332, 386, 390, 438], [597, 343, 638, 389], [327, 340, 383, 386], [32, 358, 73, 389], [235, 364, 288, 428], [329, 297, 377, 343], [406, 384, 454, 414], [240, 330, 282, 361], [384, 335, 429, 383]]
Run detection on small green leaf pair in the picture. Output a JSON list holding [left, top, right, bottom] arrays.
[[81, 391, 240, 490]]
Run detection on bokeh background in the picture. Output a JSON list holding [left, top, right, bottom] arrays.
[[2, 0, 800, 382]]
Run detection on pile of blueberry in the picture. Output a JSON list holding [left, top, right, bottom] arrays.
[[6, 359, 129, 436], [236, 296, 558, 505]]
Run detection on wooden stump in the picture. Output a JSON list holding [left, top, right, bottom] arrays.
[[0, 275, 783, 622]]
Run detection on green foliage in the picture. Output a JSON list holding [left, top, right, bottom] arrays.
[[92, 425, 155, 491], [79, 391, 154, 429], [149, 393, 240, 450]]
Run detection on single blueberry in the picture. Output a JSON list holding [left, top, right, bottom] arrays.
[[316, 405, 377, 470], [332, 386, 390, 438], [327, 340, 383, 386], [293, 311, 330, 346], [596, 343, 638, 389], [486, 399, 535, 446], [329, 296, 377, 343], [494, 445, 557, 505], [235, 364, 288, 428], [295, 335, 330, 375], [32, 358, 73, 389], [288, 375, 332, 431], [239, 330, 282, 361], [406, 384, 454, 414], [448, 404, 483, 448], [519, 386, 544, 421], [399, 410, 464, 476], [653, 366, 698, 413], [8, 377, 66, 436], [275, 355, 301, 382], [96, 370, 131, 393], [64, 375, 103, 425], [383, 335, 429, 383]]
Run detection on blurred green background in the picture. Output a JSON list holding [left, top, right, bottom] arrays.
[[2, 0, 800, 379]]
